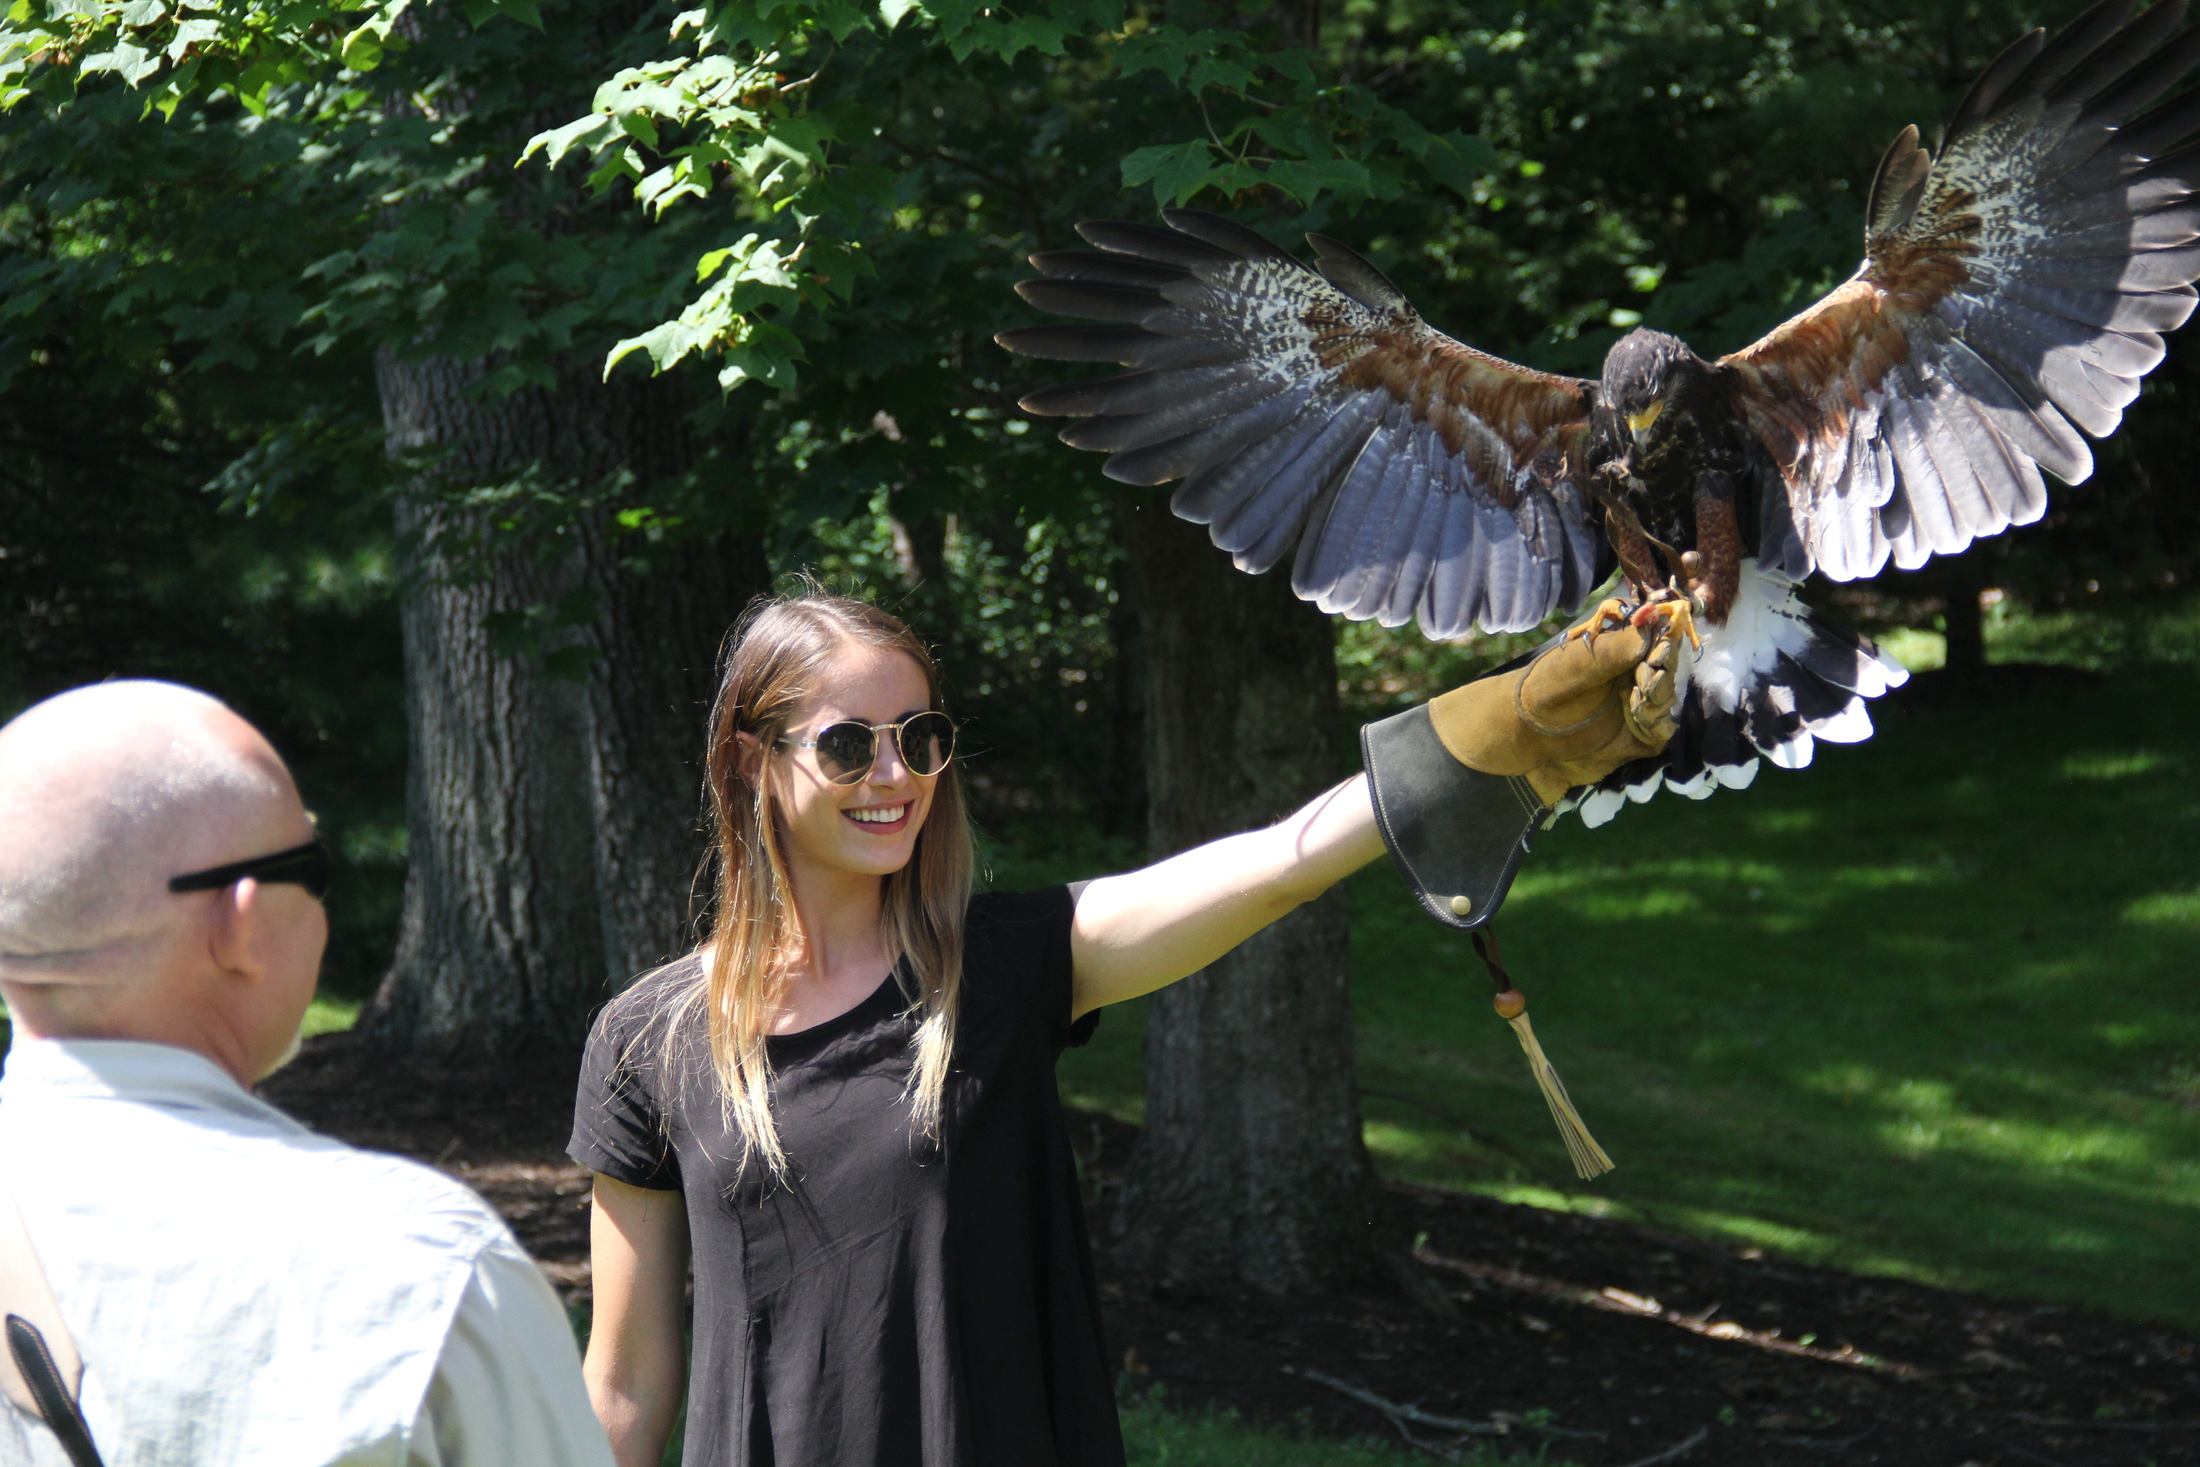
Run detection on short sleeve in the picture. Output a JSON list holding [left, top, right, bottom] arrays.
[[408, 1238, 614, 1467], [967, 886, 1098, 1056], [1060, 883, 1101, 1050], [568, 982, 684, 1192]]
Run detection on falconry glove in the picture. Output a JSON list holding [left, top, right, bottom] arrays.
[[1362, 618, 1681, 930]]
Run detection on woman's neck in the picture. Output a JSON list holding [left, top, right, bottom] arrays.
[[780, 860, 890, 992]]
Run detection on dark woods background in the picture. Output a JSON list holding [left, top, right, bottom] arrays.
[[6, 0, 2197, 1009]]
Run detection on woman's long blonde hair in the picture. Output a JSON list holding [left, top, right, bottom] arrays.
[[675, 590, 974, 1179]]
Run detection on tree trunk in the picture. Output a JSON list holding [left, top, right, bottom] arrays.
[[575, 519, 768, 986], [1102, 549, 1147, 842], [366, 352, 765, 1065], [1109, 499, 1388, 1295], [1939, 550, 1988, 686]]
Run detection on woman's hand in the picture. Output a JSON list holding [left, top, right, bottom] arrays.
[[585, 1174, 691, 1467], [1068, 774, 1385, 1016]]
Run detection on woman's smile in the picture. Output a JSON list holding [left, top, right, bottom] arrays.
[[844, 801, 911, 832]]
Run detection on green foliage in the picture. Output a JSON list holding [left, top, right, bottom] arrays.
[[798, 483, 1141, 831], [0, 313, 408, 995], [513, 0, 1501, 393], [0, 0, 542, 113], [3, 0, 1511, 407], [0, 68, 410, 993]]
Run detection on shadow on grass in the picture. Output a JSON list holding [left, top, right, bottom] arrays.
[[1350, 657, 2199, 1329], [1119, 1390, 1560, 1467]]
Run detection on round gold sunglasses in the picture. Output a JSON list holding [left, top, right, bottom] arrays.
[[775, 711, 958, 785]]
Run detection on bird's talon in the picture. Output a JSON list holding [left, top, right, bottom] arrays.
[[1629, 594, 1701, 650], [1566, 597, 1635, 648]]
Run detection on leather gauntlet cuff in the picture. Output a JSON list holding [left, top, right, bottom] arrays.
[[1361, 704, 1547, 931]]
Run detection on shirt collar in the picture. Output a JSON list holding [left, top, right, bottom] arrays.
[[0, 1038, 306, 1134]]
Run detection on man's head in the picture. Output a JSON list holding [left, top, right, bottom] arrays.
[[0, 681, 326, 1085]]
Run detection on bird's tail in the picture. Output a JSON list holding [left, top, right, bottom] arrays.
[[1559, 558, 1908, 826]]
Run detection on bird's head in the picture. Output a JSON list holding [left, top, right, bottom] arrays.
[[1599, 328, 1706, 451]]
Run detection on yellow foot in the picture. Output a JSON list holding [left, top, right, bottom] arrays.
[[1565, 597, 1635, 648], [1630, 591, 1702, 650]]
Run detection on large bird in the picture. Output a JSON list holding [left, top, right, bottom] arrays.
[[999, 0, 2200, 824]]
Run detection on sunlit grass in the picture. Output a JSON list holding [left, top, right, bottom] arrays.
[[303, 994, 362, 1039], [1056, 601, 2200, 1330], [1875, 626, 1946, 672]]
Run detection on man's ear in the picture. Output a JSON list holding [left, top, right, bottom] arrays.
[[203, 878, 267, 984]]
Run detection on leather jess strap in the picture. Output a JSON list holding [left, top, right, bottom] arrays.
[[0, 1186, 104, 1466]]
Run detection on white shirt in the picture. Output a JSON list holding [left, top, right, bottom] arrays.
[[0, 1038, 614, 1467]]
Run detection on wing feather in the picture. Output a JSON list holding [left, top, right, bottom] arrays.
[[1997, 277, 2197, 330], [1421, 480, 1485, 636], [992, 323, 1242, 369], [1106, 378, 1321, 485], [1722, 0, 2200, 579], [1374, 435, 1446, 629], [1211, 394, 1387, 574], [1001, 209, 1602, 637], [1058, 372, 1299, 454]]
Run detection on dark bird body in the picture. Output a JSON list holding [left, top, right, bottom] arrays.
[[1000, 0, 2200, 822]]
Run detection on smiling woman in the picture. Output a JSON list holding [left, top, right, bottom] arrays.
[[564, 585, 1681, 1467]]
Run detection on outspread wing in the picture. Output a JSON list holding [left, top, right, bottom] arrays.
[[996, 209, 1607, 637], [1722, 0, 2200, 582]]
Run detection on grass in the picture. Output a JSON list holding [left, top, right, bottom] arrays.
[[1052, 599, 2200, 1331]]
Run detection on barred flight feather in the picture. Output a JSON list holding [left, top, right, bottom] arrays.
[[1725, 0, 2200, 584], [1005, 209, 1603, 637]]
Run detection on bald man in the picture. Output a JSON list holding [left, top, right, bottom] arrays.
[[0, 682, 613, 1467]]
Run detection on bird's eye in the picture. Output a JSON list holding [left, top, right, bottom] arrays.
[[1626, 401, 1665, 434]]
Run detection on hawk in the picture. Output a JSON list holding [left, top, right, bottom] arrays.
[[999, 0, 2200, 824]]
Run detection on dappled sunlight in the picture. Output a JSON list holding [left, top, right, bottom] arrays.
[[1667, 1209, 1838, 1258], [1347, 658, 2200, 1327], [1362, 1120, 1469, 1170], [303, 995, 362, 1039], [2062, 750, 2168, 780], [1875, 627, 1945, 672], [1481, 1183, 1624, 1220], [1872, 1111, 2149, 1169], [1800, 1061, 2184, 1177], [2126, 889, 2200, 927]]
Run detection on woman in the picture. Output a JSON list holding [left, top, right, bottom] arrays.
[[570, 589, 1673, 1467]]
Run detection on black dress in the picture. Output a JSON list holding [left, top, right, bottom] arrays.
[[569, 886, 1123, 1467]]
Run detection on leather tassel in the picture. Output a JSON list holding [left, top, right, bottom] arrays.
[[1473, 930, 1614, 1180]]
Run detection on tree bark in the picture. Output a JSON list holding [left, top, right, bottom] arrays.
[[366, 352, 765, 1065], [1939, 550, 1988, 686], [1109, 499, 1388, 1295]]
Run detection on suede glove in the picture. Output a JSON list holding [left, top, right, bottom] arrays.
[[1360, 616, 1684, 931], [1427, 620, 1682, 806]]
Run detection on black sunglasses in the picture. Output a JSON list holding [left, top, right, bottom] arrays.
[[776, 711, 958, 786], [168, 839, 331, 902]]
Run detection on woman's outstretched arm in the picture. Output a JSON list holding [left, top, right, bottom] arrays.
[[585, 1174, 691, 1467], [1068, 774, 1385, 1017], [1067, 618, 1686, 1017]]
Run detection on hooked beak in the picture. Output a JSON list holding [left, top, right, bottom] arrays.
[[1626, 400, 1664, 446]]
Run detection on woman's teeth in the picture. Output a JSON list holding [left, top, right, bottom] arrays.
[[848, 804, 909, 824]]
